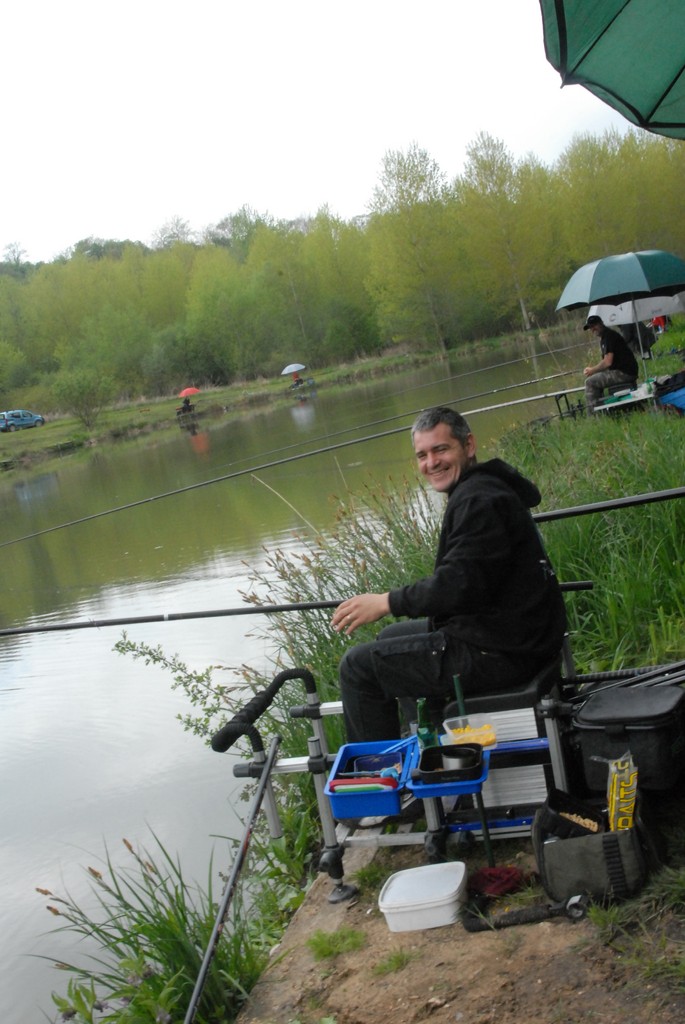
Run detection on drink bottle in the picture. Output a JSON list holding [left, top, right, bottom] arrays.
[[416, 697, 438, 749]]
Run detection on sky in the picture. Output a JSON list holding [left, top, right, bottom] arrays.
[[1, 0, 633, 265]]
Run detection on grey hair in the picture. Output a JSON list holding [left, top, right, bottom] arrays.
[[411, 406, 472, 444]]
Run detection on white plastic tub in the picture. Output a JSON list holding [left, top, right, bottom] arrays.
[[378, 862, 467, 932]]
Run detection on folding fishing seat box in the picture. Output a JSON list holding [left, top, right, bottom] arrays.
[[439, 652, 570, 839], [571, 684, 685, 792]]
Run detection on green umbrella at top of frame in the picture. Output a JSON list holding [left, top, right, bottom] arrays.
[[539, 0, 685, 139]]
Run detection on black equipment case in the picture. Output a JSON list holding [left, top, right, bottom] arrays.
[[572, 683, 685, 791]]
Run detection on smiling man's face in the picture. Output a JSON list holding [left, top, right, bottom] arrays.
[[413, 423, 476, 494]]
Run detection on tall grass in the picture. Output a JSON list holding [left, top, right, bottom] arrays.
[[38, 832, 280, 1024], [499, 411, 685, 669]]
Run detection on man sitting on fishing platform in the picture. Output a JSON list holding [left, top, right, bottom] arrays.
[[582, 314, 639, 413], [330, 405, 567, 744]]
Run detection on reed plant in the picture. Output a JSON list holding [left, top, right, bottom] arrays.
[[38, 831, 279, 1023]]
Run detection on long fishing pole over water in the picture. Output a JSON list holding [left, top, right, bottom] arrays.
[[0, 380, 584, 551]]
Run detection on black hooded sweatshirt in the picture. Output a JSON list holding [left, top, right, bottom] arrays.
[[387, 459, 567, 663]]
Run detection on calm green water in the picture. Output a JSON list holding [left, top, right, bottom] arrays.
[[0, 338, 585, 1018]]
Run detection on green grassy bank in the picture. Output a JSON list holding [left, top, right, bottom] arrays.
[[0, 348, 442, 474], [3, 321, 684, 477], [0, 321, 588, 475]]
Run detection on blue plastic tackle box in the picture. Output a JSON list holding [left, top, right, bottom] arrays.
[[325, 738, 415, 819]]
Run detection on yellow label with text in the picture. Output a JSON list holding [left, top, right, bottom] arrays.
[[607, 755, 637, 831]]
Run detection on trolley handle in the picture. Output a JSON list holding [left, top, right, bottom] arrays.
[[210, 667, 316, 753]]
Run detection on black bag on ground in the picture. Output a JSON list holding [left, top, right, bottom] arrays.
[[532, 789, 655, 903], [571, 683, 685, 791]]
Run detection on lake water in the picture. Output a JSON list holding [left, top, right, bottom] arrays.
[[0, 336, 584, 1019]]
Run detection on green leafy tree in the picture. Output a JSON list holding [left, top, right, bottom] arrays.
[[52, 368, 116, 429], [204, 205, 273, 262], [0, 339, 27, 398], [646, 137, 685, 255], [185, 246, 247, 382], [367, 144, 460, 351], [244, 222, 313, 366], [141, 325, 190, 394], [454, 133, 555, 332], [555, 129, 647, 265], [299, 208, 380, 361]]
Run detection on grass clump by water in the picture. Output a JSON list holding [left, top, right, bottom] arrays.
[[37, 832, 282, 1024], [372, 949, 417, 975], [305, 927, 366, 961]]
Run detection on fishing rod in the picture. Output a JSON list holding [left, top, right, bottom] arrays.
[[183, 733, 282, 1024], [462, 385, 584, 417], [0, 599, 342, 637], [222, 368, 579, 473], [534, 484, 685, 523], [2, 590, 600, 639], [340, 338, 587, 408], [0, 481, 671, 645], [0, 381, 582, 552]]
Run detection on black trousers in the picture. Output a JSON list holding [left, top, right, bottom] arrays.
[[339, 619, 534, 742]]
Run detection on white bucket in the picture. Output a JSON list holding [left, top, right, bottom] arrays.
[[378, 862, 467, 932]]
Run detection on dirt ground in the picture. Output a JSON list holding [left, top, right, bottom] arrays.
[[236, 833, 685, 1024]]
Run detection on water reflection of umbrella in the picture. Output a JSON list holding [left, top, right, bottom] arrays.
[[281, 363, 306, 376], [540, 1, 685, 139], [178, 386, 200, 397], [557, 249, 685, 368]]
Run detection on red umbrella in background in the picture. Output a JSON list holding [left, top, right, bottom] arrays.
[[178, 387, 200, 398]]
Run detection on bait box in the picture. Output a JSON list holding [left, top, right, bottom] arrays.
[[410, 743, 484, 784], [407, 745, 490, 799], [443, 715, 497, 746], [378, 862, 467, 931]]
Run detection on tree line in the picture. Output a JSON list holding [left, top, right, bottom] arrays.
[[1, 128, 684, 412]]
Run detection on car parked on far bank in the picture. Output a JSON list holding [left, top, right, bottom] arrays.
[[0, 409, 46, 432]]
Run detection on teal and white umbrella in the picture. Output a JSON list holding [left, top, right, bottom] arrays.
[[558, 249, 685, 370]]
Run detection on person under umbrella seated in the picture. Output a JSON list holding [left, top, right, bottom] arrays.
[[177, 396, 193, 414], [582, 314, 639, 413]]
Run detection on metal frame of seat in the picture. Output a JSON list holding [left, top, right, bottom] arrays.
[[607, 378, 638, 395], [219, 590, 589, 901], [276, 639, 575, 893]]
